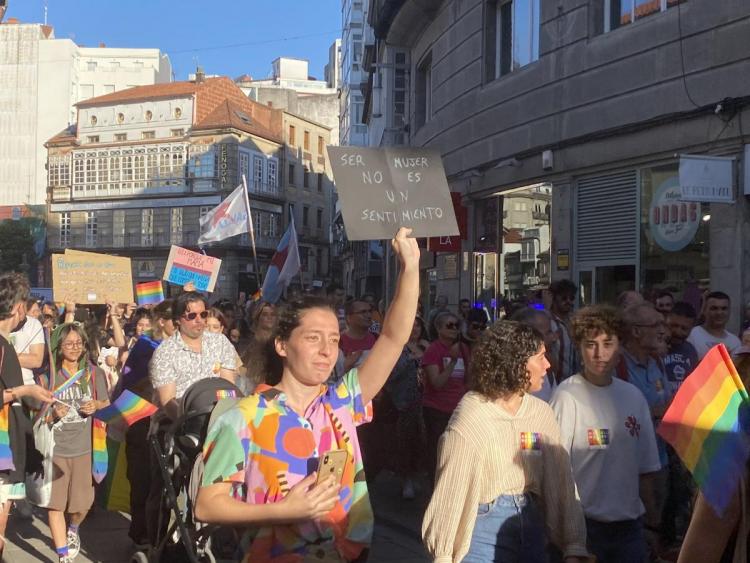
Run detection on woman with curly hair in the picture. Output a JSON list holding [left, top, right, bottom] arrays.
[[422, 321, 589, 563]]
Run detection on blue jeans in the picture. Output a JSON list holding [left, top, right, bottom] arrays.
[[585, 517, 647, 563], [462, 494, 548, 563]]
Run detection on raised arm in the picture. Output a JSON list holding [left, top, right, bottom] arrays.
[[357, 227, 419, 406]]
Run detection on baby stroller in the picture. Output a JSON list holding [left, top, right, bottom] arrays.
[[130, 377, 243, 563]]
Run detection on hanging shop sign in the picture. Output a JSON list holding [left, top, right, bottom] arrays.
[[679, 154, 734, 203], [649, 175, 700, 252]]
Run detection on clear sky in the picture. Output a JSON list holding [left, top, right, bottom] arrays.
[[6, 0, 342, 81]]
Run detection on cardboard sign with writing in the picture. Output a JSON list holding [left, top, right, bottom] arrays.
[[52, 250, 134, 304], [328, 146, 459, 240], [163, 245, 221, 292]]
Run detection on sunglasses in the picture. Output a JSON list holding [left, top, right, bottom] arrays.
[[443, 323, 459, 330], [183, 311, 209, 321]]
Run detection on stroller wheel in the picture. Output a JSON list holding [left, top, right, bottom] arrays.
[[130, 552, 149, 563]]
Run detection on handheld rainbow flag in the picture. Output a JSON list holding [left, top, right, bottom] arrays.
[[94, 389, 157, 429], [0, 404, 14, 471], [92, 419, 108, 483], [658, 344, 750, 515], [136, 280, 164, 306]]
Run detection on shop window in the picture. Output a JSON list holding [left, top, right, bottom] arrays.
[[640, 162, 709, 299]]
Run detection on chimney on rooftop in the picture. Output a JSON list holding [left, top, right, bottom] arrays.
[[99, 42, 106, 48], [195, 66, 205, 83]]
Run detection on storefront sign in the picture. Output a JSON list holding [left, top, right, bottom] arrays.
[[219, 144, 229, 190], [556, 250, 569, 271], [679, 154, 734, 203], [650, 176, 700, 252]]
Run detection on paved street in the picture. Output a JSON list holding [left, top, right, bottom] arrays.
[[5, 473, 430, 563]]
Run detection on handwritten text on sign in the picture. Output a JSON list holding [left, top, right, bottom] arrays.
[[163, 245, 221, 292], [52, 250, 134, 304], [328, 147, 459, 240]]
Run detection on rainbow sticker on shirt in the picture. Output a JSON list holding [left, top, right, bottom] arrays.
[[587, 428, 610, 449], [215, 389, 237, 400], [520, 432, 542, 452]]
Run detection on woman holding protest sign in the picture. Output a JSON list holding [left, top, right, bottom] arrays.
[[45, 322, 109, 563], [422, 321, 589, 563], [194, 227, 419, 562]]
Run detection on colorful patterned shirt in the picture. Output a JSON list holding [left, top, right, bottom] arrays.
[[201, 368, 373, 562]]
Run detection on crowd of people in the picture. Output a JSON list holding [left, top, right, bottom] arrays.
[[0, 229, 748, 562]]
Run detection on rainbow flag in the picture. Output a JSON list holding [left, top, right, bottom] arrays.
[[92, 419, 108, 483], [97, 436, 131, 513], [136, 280, 164, 306], [0, 404, 14, 471], [657, 344, 750, 515], [94, 390, 157, 429]]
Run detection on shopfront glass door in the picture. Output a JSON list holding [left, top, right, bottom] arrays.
[[578, 264, 636, 306]]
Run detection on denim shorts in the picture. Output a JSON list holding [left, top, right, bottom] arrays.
[[462, 493, 548, 563]]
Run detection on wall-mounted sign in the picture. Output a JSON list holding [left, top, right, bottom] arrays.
[[679, 154, 734, 203], [650, 175, 700, 252], [556, 249, 569, 271]]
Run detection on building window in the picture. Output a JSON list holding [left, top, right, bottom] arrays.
[[170, 129, 184, 137], [288, 164, 295, 185], [303, 206, 309, 227], [60, 212, 71, 246], [415, 52, 433, 130], [304, 131, 310, 151], [90, 115, 97, 126], [49, 157, 70, 187], [239, 152, 250, 184], [393, 51, 408, 127], [199, 206, 210, 220], [174, 107, 182, 119], [303, 169, 310, 189], [111, 61, 120, 69], [85, 211, 97, 247], [142, 131, 155, 140], [74, 158, 84, 188], [317, 135, 324, 154], [80, 84, 94, 100], [268, 159, 278, 189], [317, 173, 323, 192], [288, 124, 296, 145], [145, 110, 153, 122], [87, 136, 99, 144], [253, 156, 264, 188], [601, 0, 684, 33], [114, 133, 127, 141], [486, 0, 540, 81], [117, 113, 125, 124], [103, 84, 115, 94], [87, 61, 97, 71], [171, 208, 183, 245], [316, 208, 323, 228], [142, 209, 153, 246]]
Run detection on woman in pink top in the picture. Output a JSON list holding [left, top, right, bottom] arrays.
[[421, 312, 470, 486]]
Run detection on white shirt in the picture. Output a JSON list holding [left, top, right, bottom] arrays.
[[10, 316, 45, 385], [550, 374, 661, 522], [687, 325, 741, 359]]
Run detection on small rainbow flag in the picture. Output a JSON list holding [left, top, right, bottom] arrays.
[[0, 404, 14, 471], [92, 419, 108, 483], [136, 280, 164, 306], [587, 428, 610, 448], [658, 344, 750, 515], [94, 389, 158, 429], [215, 389, 237, 400], [97, 436, 131, 513], [520, 432, 541, 451]]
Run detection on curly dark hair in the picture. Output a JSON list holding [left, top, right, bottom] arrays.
[[263, 296, 336, 385], [571, 305, 624, 346], [469, 321, 543, 400]]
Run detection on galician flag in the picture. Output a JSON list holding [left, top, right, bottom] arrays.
[[261, 217, 300, 303], [198, 183, 250, 245]]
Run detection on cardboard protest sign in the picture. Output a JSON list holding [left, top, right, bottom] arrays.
[[52, 250, 134, 304], [328, 146, 459, 240], [163, 245, 221, 292]]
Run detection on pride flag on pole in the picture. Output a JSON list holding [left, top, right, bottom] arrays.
[[658, 344, 750, 515], [94, 390, 158, 430], [198, 183, 249, 245], [260, 217, 300, 304], [135, 280, 164, 306]]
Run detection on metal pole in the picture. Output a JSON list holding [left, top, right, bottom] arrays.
[[241, 175, 262, 292]]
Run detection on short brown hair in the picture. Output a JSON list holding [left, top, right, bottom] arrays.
[[0, 273, 29, 321], [572, 305, 624, 346], [469, 321, 543, 400]]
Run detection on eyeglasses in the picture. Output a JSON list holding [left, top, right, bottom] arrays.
[[443, 323, 459, 330], [62, 341, 84, 349], [183, 311, 209, 321]]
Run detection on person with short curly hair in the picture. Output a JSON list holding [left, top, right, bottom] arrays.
[[551, 305, 661, 563], [423, 321, 589, 563]]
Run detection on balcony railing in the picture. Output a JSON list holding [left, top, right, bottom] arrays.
[[51, 230, 283, 251], [247, 182, 283, 199]]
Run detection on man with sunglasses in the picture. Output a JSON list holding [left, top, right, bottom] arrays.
[[150, 291, 237, 422], [146, 291, 237, 546]]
